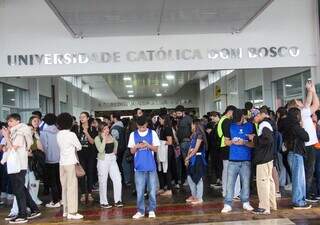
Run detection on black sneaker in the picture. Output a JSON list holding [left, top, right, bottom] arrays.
[[293, 204, 312, 210], [252, 208, 270, 215], [5, 214, 17, 221], [306, 197, 318, 203], [9, 217, 28, 224], [100, 204, 112, 209], [115, 201, 124, 208], [27, 211, 41, 220]]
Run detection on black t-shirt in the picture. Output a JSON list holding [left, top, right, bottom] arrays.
[[78, 127, 98, 151], [192, 128, 205, 150], [220, 118, 232, 160], [160, 126, 173, 142]]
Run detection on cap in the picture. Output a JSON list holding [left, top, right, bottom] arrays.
[[251, 108, 260, 118]]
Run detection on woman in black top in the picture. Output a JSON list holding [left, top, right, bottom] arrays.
[[157, 113, 175, 196], [77, 112, 98, 203]]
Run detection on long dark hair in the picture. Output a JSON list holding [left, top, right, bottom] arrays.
[[79, 112, 93, 134], [28, 116, 40, 135], [287, 107, 301, 124], [159, 113, 172, 128], [192, 119, 208, 151]]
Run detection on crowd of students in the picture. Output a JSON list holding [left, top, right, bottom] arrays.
[[0, 81, 320, 223]]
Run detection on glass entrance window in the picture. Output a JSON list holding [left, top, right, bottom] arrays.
[[284, 75, 302, 98], [245, 86, 263, 107], [273, 69, 311, 109], [2, 84, 17, 106]]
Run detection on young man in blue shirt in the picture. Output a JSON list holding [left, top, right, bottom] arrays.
[[128, 116, 160, 219], [221, 109, 255, 213]]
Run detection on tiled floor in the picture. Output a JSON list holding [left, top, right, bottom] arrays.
[[1, 181, 320, 224]]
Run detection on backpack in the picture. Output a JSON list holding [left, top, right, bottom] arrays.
[[111, 125, 126, 154]]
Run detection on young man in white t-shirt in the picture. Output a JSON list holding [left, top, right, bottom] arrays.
[[128, 115, 160, 219], [287, 80, 320, 202]]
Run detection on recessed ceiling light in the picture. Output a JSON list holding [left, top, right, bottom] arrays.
[[10, 99, 15, 101], [285, 84, 293, 87], [162, 83, 169, 87], [7, 89, 15, 92], [165, 74, 175, 80], [128, 95, 134, 98], [156, 93, 162, 97], [123, 77, 131, 81], [127, 90, 134, 94], [126, 84, 133, 88]]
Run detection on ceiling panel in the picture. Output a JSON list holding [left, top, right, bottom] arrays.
[[103, 72, 197, 99], [47, 0, 273, 37]]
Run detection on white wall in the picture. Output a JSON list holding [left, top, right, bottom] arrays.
[[0, 0, 318, 77]]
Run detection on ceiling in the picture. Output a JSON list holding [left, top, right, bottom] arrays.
[[46, 0, 273, 37], [103, 71, 198, 99]]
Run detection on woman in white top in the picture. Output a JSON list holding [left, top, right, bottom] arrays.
[[56, 113, 83, 220]]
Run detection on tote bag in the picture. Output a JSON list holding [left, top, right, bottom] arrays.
[[7, 150, 21, 174]]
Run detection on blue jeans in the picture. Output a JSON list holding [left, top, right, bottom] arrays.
[[187, 176, 203, 200], [288, 152, 307, 206], [135, 171, 157, 214], [277, 152, 287, 187], [224, 161, 251, 206]]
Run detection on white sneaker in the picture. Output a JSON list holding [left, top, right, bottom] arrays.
[[276, 192, 282, 198], [1, 192, 7, 199], [285, 183, 292, 191], [148, 211, 156, 218], [67, 213, 83, 220], [63, 213, 67, 218], [243, 202, 254, 211], [45, 202, 61, 208], [221, 204, 232, 213], [132, 212, 145, 219], [7, 194, 14, 201]]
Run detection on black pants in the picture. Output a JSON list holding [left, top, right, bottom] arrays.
[[78, 149, 96, 194], [158, 146, 175, 190], [282, 151, 292, 182], [46, 163, 62, 203], [168, 147, 178, 184], [304, 145, 316, 198], [9, 170, 38, 218], [212, 147, 222, 181]]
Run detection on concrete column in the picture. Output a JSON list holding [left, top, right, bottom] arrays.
[[52, 78, 60, 114], [236, 70, 246, 108], [262, 68, 273, 107], [65, 82, 74, 115], [28, 78, 40, 109]]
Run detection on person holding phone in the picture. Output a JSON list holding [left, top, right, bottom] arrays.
[[128, 116, 160, 219]]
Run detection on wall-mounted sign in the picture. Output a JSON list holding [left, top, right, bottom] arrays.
[[6, 46, 300, 66], [215, 85, 221, 98]]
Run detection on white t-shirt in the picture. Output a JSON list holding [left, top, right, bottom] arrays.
[[128, 129, 160, 149], [301, 107, 318, 146], [258, 121, 273, 136], [57, 130, 82, 166]]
